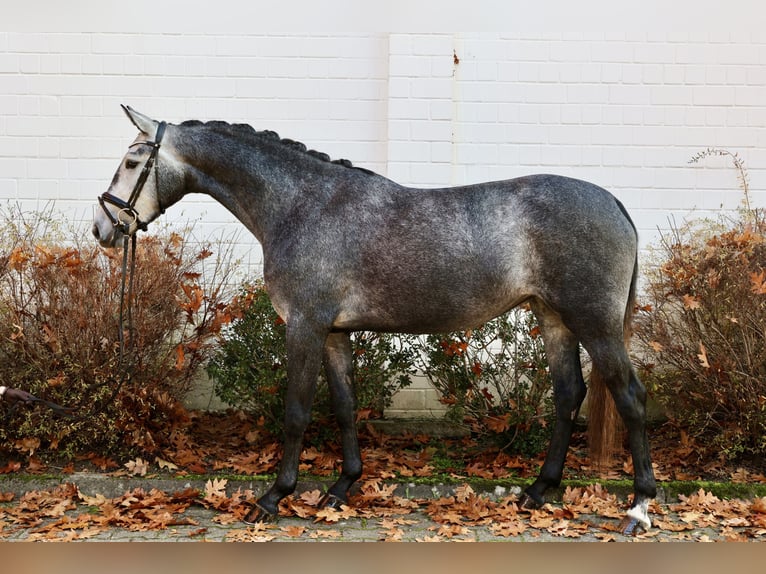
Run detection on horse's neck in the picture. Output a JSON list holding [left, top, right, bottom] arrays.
[[180, 139, 303, 244]]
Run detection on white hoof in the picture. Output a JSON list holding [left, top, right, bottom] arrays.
[[625, 499, 652, 531]]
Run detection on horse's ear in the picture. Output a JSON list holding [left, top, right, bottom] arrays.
[[121, 105, 159, 135]]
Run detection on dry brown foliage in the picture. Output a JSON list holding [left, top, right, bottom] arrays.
[[634, 151, 766, 459], [0, 205, 238, 458]]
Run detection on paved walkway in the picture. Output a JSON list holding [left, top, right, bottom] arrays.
[[0, 503, 750, 542], [1, 473, 764, 542], [0, 505, 714, 542]]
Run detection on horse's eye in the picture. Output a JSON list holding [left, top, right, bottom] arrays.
[[125, 159, 139, 169]]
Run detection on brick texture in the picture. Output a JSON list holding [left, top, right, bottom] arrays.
[[2, 30, 765, 415], [2, 31, 765, 256]]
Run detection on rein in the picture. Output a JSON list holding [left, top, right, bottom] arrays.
[[77, 122, 169, 417], [0, 234, 138, 421], [2, 123, 166, 420]]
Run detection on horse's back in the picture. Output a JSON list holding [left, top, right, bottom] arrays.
[[315, 173, 637, 334]]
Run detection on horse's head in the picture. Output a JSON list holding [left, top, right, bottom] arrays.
[[93, 105, 177, 248]]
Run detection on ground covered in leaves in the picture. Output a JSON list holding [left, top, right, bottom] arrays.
[[2, 410, 766, 541], [2, 478, 766, 542]]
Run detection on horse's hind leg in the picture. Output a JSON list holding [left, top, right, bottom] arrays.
[[521, 302, 587, 508], [587, 338, 656, 533], [320, 332, 363, 509]]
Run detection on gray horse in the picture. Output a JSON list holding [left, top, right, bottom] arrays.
[[92, 106, 656, 534]]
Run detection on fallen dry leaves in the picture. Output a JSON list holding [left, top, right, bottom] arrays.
[[2, 413, 766, 541], [2, 479, 766, 542], [0, 483, 201, 541]]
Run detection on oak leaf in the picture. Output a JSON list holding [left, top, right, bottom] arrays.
[[594, 532, 617, 542], [299, 489, 323, 506], [416, 535, 444, 542], [225, 527, 276, 542], [485, 414, 511, 433], [682, 294, 701, 310], [454, 484, 475, 503], [14, 437, 41, 456], [124, 458, 148, 476], [314, 506, 342, 523], [490, 521, 528, 537], [155, 457, 178, 471], [750, 498, 766, 515], [380, 527, 404, 541], [79, 492, 107, 507], [204, 477, 228, 501], [436, 523, 471, 538], [750, 270, 766, 295], [280, 525, 306, 538], [309, 529, 342, 539]]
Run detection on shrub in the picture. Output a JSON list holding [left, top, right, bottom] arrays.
[[206, 283, 289, 433], [0, 205, 237, 460], [408, 308, 553, 456], [206, 281, 416, 435], [634, 150, 766, 459]]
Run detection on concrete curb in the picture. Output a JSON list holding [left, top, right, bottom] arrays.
[[0, 471, 677, 502]]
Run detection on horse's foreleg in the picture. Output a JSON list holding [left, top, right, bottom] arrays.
[[244, 320, 327, 524], [521, 310, 586, 509], [320, 332, 362, 509]]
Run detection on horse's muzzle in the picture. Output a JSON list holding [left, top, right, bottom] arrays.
[[92, 220, 121, 248]]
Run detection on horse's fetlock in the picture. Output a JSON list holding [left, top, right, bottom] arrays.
[[344, 461, 363, 482]]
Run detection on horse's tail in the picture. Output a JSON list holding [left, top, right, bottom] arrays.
[[588, 251, 637, 468]]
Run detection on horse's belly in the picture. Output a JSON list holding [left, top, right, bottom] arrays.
[[332, 283, 529, 334]]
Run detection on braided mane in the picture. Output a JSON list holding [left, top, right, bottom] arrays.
[[179, 119, 369, 173]]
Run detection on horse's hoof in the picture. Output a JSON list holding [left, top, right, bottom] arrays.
[[243, 502, 277, 525], [619, 500, 651, 535], [618, 516, 646, 536], [519, 492, 543, 511], [319, 493, 346, 510]]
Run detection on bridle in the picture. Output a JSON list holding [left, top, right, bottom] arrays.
[[81, 121, 168, 417], [98, 121, 167, 235], [3, 121, 170, 421]]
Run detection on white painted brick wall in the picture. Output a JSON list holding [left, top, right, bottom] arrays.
[[2, 25, 766, 416], [0, 32, 390, 274], [1, 28, 764, 272], [389, 32, 765, 251]]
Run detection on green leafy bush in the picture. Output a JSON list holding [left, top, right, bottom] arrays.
[[634, 150, 766, 459], [408, 308, 553, 456], [0, 205, 237, 460], [206, 281, 416, 435]]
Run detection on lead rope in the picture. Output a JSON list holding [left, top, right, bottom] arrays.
[[52, 231, 139, 419], [89, 231, 139, 416], [5, 122, 165, 422], [117, 233, 136, 373], [71, 230, 140, 419], [1, 231, 139, 422]]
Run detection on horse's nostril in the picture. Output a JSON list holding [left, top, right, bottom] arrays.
[[92, 224, 101, 240]]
